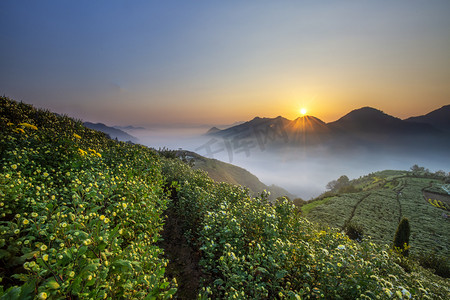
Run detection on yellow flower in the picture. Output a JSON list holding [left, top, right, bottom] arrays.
[[96, 152, 102, 158], [12, 164, 17, 170], [73, 133, 81, 139], [23, 219, 29, 225], [78, 148, 87, 156], [99, 215, 105, 221], [18, 123, 38, 130], [43, 254, 49, 261], [47, 280, 60, 289], [69, 271, 75, 277], [7, 122, 14, 126], [14, 128, 26, 134], [38, 292, 48, 299], [40, 244, 48, 251]]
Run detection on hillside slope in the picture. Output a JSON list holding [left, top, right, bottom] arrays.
[[1, 96, 449, 299], [305, 170, 450, 259], [0, 97, 176, 299], [177, 150, 296, 200], [405, 104, 450, 132], [83, 121, 139, 143]]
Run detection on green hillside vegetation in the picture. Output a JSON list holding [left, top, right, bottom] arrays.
[[304, 169, 450, 276], [1, 96, 449, 299], [161, 150, 296, 201]]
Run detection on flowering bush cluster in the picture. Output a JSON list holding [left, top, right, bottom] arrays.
[[162, 162, 450, 298], [428, 198, 448, 210], [0, 97, 176, 299], [1, 97, 449, 299]]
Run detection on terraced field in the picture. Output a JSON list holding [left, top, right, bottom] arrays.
[[305, 172, 450, 258]]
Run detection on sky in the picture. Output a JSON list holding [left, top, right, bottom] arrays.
[[1, 0, 449, 127]]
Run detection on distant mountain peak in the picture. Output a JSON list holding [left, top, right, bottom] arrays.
[[329, 106, 442, 136], [405, 104, 450, 132], [338, 106, 395, 121], [84, 122, 138, 143], [292, 115, 325, 123], [206, 126, 221, 135]]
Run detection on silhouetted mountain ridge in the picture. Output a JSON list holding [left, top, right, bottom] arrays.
[[329, 106, 440, 136], [206, 105, 450, 153], [405, 105, 450, 133], [84, 122, 138, 143]]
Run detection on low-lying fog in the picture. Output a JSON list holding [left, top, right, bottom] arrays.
[[130, 126, 449, 200]]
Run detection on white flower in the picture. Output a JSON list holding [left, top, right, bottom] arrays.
[[401, 287, 411, 299]]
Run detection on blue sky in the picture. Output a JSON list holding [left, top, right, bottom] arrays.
[[1, 0, 449, 126]]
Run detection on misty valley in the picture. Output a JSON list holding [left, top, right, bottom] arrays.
[[126, 106, 450, 200], [2, 97, 449, 299]]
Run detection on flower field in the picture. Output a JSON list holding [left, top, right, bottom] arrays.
[[1, 96, 449, 299], [0, 97, 176, 299]]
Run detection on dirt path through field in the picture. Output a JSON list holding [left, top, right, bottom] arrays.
[[159, 192, 203, 299], [342, 193, 370, 229], [394, 181, 406, 222]]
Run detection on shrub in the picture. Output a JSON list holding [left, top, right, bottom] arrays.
[[343, 221, 364, 242], [414, 253, 450, 278], [393, 217, 410, 256], [0, 97, 176, 299]]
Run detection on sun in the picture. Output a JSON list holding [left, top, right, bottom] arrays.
[[300, 108, 307, 116]]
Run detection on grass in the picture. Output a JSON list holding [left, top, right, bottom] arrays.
[[301, 197, 332, 215], [307, 170, 450, 278]]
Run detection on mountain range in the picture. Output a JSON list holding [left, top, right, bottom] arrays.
[[207, 105, 450, 154], [84, 122, 139, 143]]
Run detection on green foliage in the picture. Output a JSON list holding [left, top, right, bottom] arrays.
[[413, 252, 450, 278], [161, 157, 450, 298], [410, 164, 430, 176], [2, 96, 450, 299], [307, 174, 450, 261], [326, 175, 350, 191], [0, 97, 176, 299], [343, 221, 364, 242], [301, 197, 333, 216], [393, 218, 411, 257], [158, 147, 178, 159], [292, 197, 306, 210]]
